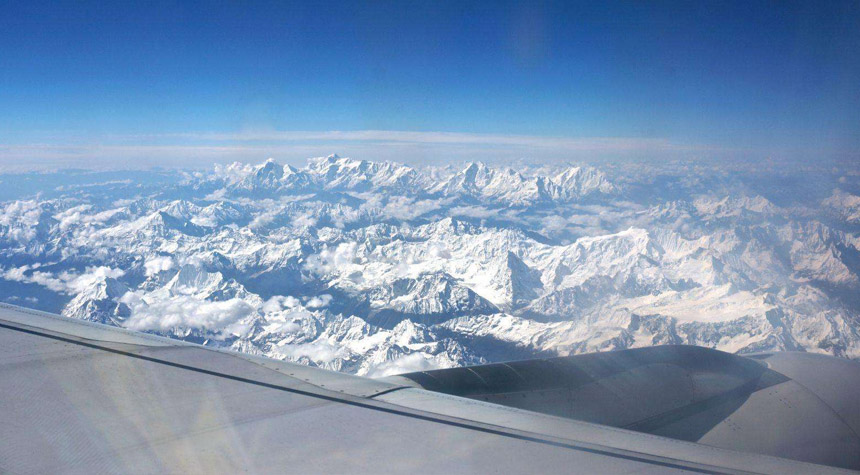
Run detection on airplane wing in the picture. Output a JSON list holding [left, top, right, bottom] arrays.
[[0, 303, 857, 474]]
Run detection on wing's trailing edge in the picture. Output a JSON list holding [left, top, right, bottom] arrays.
[[0, 303, 853, 474]]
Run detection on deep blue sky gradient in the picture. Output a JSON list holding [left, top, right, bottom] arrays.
[[1, 0, 858, 165]]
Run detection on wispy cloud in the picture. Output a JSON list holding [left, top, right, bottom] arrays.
[[161, 129, 702, 151], [0, 130, 723, 171]]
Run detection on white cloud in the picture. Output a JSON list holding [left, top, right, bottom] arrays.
[[1, 265, 125, 294], [0, 200, 41, 226], [1, 265, 66, 292], [304, 242, 363, 275], [262, 295, 302, 313], [0, 200, 43, 242], [190, 215, 218, 227], [428, 243, 452, 259], [370, 196, 450, 221], [292, 211, 318, 228], [144, 256, 175, 276], [52, 205, 125, 233], [54, 205, 92, 231], [2, 265, 34, 282], [264, 320, 301, 334], [364, 353, 440, 378], [540, 215, 570, 234], [63, 266, 126, 294], [121, 293, 255, 334], [249, 205, 282, 229], [449, 205, 495, 219], [305, 294, 333, 309]]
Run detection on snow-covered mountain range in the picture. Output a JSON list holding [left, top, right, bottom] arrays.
[[2, 155, 860, 376]]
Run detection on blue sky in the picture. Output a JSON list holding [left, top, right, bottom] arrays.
[[1, 0, 858, 168]]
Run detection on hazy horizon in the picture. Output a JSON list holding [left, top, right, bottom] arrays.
[[2, 1, 859, 170]]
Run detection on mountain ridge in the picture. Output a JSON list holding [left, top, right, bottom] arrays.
[[1, 156, 859, 376]]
